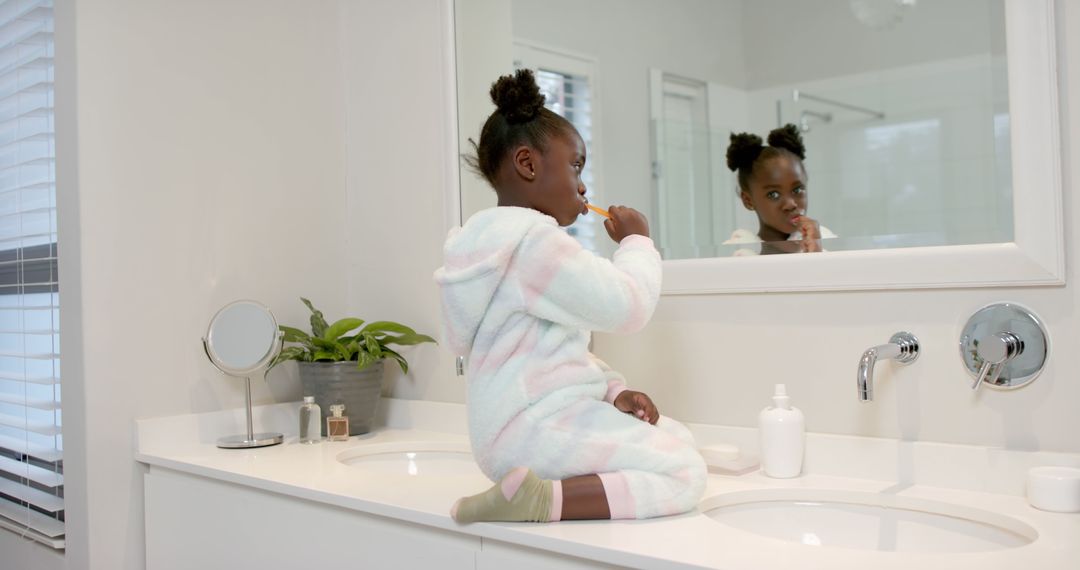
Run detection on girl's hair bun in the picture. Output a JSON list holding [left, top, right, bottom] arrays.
[[767, 123, 806, 160], [489, 69, 546, 125], [726, 132, 764, 172]]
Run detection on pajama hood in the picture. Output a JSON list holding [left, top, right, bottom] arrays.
[[433, 206, 540, 356]]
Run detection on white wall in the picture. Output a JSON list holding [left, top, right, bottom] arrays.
[[58, 1, 350, 568], [339, 0, 457, 403], [454, 0, 512, 222]]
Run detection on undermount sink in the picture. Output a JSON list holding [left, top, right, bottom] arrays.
[[701, 489, 1037, 553], [337, 440, 485, 478]]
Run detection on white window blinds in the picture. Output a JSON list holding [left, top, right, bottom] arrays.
[[534, 68, 599, 252], [0, 0, 63, 550], [514, 43, 602, 253]]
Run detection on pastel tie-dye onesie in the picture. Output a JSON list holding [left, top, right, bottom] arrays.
[[434, 206, 706, 519]]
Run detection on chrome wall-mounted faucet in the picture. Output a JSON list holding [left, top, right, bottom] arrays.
[[857, 332, 919, 402]]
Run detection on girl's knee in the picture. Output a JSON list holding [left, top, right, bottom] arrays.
[[654, 415, 696, 446], [649, 470, 706, 518], [664, 453, 708, 514]]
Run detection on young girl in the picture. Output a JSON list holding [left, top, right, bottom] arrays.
[[723, 124, 835, 255], [434, 69, 706, 523]]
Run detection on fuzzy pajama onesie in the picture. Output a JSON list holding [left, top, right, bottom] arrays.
[[434, 207, 706, 519]]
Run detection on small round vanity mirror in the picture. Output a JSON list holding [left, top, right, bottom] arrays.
[[205, 300, 279, 373], [203, 300, 285, 449]]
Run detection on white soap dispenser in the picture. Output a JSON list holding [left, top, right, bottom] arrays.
[[758, 384, 805, 478]]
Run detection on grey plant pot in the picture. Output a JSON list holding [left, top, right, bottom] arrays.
[[298, 360, 383, 436]]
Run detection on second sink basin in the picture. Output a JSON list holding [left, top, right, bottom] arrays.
[[337, 440, 485, 478], [701, 489, 1037, 553]]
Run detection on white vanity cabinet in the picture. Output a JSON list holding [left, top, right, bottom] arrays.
[[144, 467, 480, 570], [475, 541, 625, 570], [138, 401, 1080, 570], [143, 466, 624, 570]]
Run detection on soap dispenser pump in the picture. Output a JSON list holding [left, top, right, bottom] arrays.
[[758, 384, 805, 478]]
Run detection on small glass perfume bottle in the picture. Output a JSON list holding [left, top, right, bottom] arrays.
[[326, 404, 349, 442], [298, 396, 321, 444]]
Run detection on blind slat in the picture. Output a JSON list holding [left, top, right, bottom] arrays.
[[0, 21, 47, 54], [0, 371, 57, 385], [0, 237, 56, 250], [0, 303, 57, 310], [0, 104, 52, 136], [0, 155, 52, 173], [0, 512, 64, 550], [0, 435, 60, 462], [0, 104, 48, 125], [0, 393, 58, 410], [0, 180, 51, 195], [0, 498, 64, 541], [0, 475, 61, 511], [0, 1, 51, 33], [0, 54, 52, 83], [0, 350, 58, 359], [0, 77, 51, 103], [0, 207, 56, 224], [0, 515, 64, 549], [0, 131, 53, 153], [0, 454, 62, 487], [0, 412, 59, 435]]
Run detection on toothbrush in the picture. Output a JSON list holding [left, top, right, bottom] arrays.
[[586, 203, 611, 219]]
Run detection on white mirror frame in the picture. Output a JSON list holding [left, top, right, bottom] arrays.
[[439, 0, 1063, 294]]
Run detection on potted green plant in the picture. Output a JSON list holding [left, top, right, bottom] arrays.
[[270, 298, 436, 436]]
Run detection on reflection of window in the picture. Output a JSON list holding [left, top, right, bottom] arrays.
[[0, 0, 64, 549], [514, 43, 601, 253]]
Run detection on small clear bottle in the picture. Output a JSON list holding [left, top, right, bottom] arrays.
[[298, 396, 321, 444], [326, 404, 350, 442]]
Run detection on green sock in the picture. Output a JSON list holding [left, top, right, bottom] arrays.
[[451, 468, 552, 523]]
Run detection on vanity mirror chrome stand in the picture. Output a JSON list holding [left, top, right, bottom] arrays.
[[203, 300, 285, 448], [959, 303, 1048, 392]]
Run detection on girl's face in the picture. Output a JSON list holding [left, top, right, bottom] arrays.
[[740, 155, 808, 236], [532, 132, 588, 226]]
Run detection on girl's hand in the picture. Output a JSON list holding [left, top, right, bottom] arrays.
[[603, 205, 650, 243], [613, 390, 659, 425], [794, 215, 822, 253]]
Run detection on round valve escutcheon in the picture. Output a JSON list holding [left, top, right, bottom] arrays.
[[959, 302, 1048, 391]]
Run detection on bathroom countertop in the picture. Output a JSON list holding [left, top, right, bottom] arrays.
[[135, 399, 1080, 570]]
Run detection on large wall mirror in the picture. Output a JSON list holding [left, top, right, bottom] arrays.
[[449, 0, 1062, 293]]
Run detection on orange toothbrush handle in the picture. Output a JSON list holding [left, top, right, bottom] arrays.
[[586, 203, 611, 218]]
